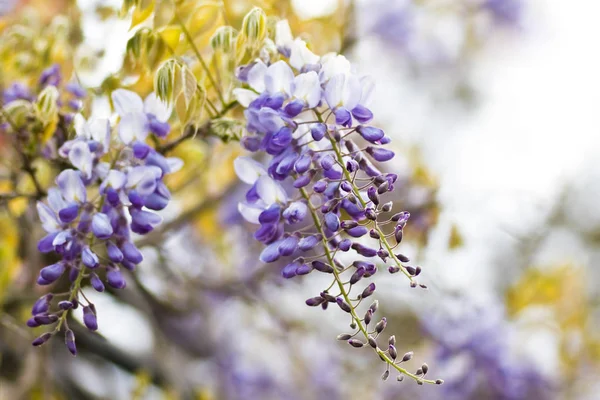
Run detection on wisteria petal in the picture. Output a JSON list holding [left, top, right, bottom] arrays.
[[68, 141, 93, 178], [234, 156, 267, 184], [247, 61, 267, 92], [37, 202, 60, 233], [56, 169, 87, 203], [238, 202, 264, 224], [264, 61, 294, 95], [256, 175, 287, 205], [292, 71, 321, 108], [118, 112, 148, 144], [143, 92, 172, 122], [111, 89, 144, 116], [289, 38, 319, 70], [233, 88, 259, 108]]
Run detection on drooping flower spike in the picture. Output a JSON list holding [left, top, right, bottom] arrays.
[[233, 20, 442, 385], [29, 84, 180, 355]]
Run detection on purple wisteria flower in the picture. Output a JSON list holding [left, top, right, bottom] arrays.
[[111, 89, 173, 143], [419, 299, 550, 400], [29, 87, 180, 354], [232, 20, 441, 385]]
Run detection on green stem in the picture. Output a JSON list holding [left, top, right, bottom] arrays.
[[176, 13, 227, 108], [299, 187, 433, 384]]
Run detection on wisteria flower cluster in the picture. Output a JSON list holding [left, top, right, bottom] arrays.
[[232, 21, 442, 385], [28, 85, 180, 355]]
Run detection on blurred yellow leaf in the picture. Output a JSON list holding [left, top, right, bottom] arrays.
[[186, 2, 221, 39], [448, 224, 463, 249], [157, 26, 181, 50], [130, 2, 155, 30], [154, 0, 175, 28]]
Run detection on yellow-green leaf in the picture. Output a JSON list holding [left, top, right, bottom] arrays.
[[154, 0, 175, 29]]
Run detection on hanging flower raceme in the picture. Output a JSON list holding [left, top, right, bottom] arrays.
[[29, 88, 180, 355], [233, 20, 442, 385]]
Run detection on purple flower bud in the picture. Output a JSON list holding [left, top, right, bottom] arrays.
[[40, 263, 66, 283], [389, 344, 397, 359], [92, 213, 113, 239], [369, 229, 380, 239], [348, 339, 364, 348], [351, 105, 373, 123], [340, 181, 352, 193], [375, 317, 387, 333], [37, 231, 59, 253], [298, 234, 320, 251], [361, 283, 376, 298], [83, 306, 98, 331], [284, 99, 304, 117], [259, 204, 281, 224], [357, 125, 385, 143], [311, 123, 326, 141], [306, 297, 325, 307], [32, 294, 52, 315], [334, 108, 352, 126], [377, 181, 390, 194], [312, 260, 334, 273], [90, 273, 105, 292], [81, 246, 99, 268], [59, 301, 74, 310], [121, 241, 143, 264], [313, 180, 327, 193], [32, 332, 52, 347], [324, 213, 340, 232], [278, 235, 299, 256], [368, 335, 377, 348], [282, 261, 300, 279], [241, 136, 261, 152], [282, 201, 307, 224], [107, 269, 126, 289], [391, 211, 410, 223], [336, 298, 352, 313], [58, 203, 80, 223], [320, 155, 335, 170], [366, 146, 395, 162], [350, 267, 365, 285], [396, 253, 410, 263], [367, 186, 379, 206], [395, 228, 403, 244], [364, 309, 373, 325], [65, 329, 77, 355], [346, 159, 359, 172], [132, 141, 151, 159], [260, 240, 283, 263], [402, 351, 413, 362], [293, 174, 312, 188], [295, 263, 312, 275], [365, 208, 377, 221], [266, 127, 293, 155], [34, 313, 58, 325], [106, 242, 124, 263], [338, 239, 352, 251], [294, 153, 313, 174], [27, 317, 40, 328], [351, 243, 378, 258], [148, 118, 170, 138]]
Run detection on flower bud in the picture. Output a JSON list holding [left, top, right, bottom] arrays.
[[336, 298, 352, 313], [348, 339, 364, 348], [306, 297, 325, 307], [381, 370, 390, 381], [401, 351, 413, 362], [368, 335, 377, 348], [389, 344, 397, 359], [364, 309, 373, 325], [381, 201, 393, 212], [421, 363, 429, 374], [83, 306, 98, 331], [312, 261, 334, 273], [369, 300, 379, 313], [65, 329, 77, 356], [361, 283, 376, 299], [375, 317, 387, 334], [337, 333, 352, 341], [32, 332, 52, 347]]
